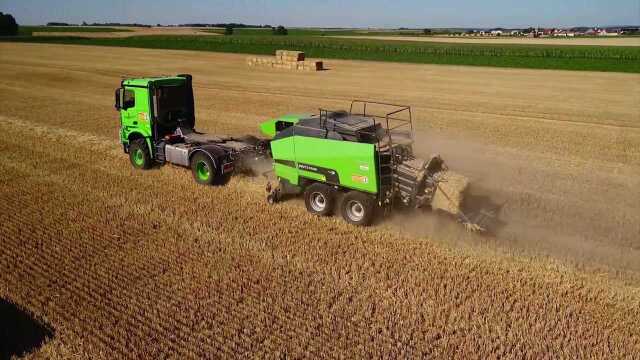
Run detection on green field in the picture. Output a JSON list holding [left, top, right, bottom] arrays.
[[18, 26, 132, 36], [3, 34, 639, 73]]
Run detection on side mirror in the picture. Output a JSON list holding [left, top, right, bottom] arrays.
[[114, 88, 123, 111]]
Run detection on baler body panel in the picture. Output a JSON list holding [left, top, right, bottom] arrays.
[[271, 134, 378, 194], [270, 136, 300, 185]]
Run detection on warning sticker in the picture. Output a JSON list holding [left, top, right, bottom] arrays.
[[351, 175, 369, 184]]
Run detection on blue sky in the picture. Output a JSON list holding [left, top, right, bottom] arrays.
[[1, 0, 638, 27]]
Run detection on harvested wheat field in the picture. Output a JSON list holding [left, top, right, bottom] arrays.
[[0, 43, 639, 358]]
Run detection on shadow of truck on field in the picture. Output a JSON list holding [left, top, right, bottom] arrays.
[[0, 298, 53, 360]]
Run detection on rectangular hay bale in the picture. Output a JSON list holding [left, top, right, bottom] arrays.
[[278, 50, 305, 62], [431, 171, 468, 215], [299, 60, 323, 71]]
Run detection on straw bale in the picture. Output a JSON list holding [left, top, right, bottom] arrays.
[[431, 171, 468, 215]]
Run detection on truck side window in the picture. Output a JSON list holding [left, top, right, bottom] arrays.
[[123, 89, 135, 108]]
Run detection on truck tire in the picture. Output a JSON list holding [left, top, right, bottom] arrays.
[[129, 139, 152, 170], [341, 191, 375, 226], [190, 152, 230, 186], [304, 183, 335, 216]]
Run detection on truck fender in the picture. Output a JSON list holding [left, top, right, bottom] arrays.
[[188, 144, 228, 170], [126, 132, 152, 154]]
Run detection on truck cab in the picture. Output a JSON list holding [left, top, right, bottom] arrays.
[[116, 75, 195, 156], [115, 74, 236, 185]]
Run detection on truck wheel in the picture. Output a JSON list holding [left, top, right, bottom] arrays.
[[191, 152, 215, 185], [304, 183, 335, 216], [341, 191, 375, 226], [190, 152, 230, 186], [129, 139, 152, 170]]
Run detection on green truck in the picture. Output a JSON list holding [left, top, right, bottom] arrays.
[[116, 75, 469, 227], [115, 74, 266, 186]]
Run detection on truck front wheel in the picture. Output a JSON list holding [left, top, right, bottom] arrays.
[[304, 183, 335, 216], [341, 191, 375, 226], [129, 139, 152, 170]]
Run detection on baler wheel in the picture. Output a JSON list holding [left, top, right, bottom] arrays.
[[341, 191, 375, 226], [304, 183, 335, 216]]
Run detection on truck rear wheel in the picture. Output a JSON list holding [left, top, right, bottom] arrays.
[[190, 152, 230, 186], [341, 191, 375, 226], [129, 139, 152, 170], [304, 183, 335, 216]]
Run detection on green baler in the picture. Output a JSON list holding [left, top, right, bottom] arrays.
[[261, 101, 466, 226]]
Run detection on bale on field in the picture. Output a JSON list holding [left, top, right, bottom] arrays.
[[277, 50, 305, 62], [298, 60, 322, 71], [248, 51, 321, 71], [431, 171, 468, 215], [249, 56, 277, 68], [310, 61, 323, 70]]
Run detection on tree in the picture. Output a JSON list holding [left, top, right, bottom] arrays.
[[0, 12, 18, 36], [423, 28, 432, 35], [224, 24, 234, 35], [272, 25, 288, 36]]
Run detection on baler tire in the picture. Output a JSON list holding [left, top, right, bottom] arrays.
[[129, 139, 152, 170], [304, 183, 335, 217], [341, 191, 375, 226]]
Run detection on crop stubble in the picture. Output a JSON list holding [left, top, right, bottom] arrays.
[[0, 43, 639, 358]]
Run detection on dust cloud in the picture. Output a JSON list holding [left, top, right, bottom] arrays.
[[387, 130, 640, 281]]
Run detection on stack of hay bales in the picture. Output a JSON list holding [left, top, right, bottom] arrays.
[[247, 50, 323, 71]]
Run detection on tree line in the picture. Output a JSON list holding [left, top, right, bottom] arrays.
[[224, 25, 288, 36], [0, 12, 18, 36], [48, 21, 152, 27]]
